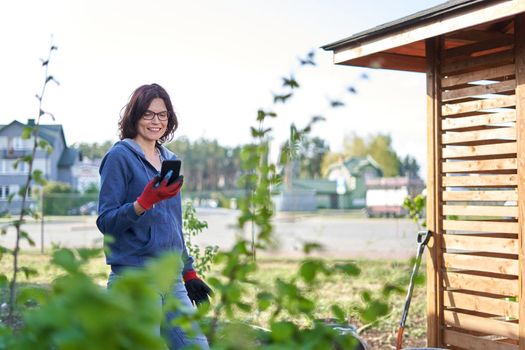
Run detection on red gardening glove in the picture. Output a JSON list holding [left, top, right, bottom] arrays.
[[184, 270, 213, 306], [136, 173, 183, 210]]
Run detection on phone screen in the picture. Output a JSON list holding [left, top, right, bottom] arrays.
[[160, 160, 182, 184]]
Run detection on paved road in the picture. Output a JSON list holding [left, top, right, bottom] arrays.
[[0, 209, 423, 259]]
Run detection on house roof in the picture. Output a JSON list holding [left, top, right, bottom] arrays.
[[58, 147, 80, 167], [327, 155, 383, 176], [321, 0, 490, 51], [0, 120, 67, 146], [291, 179, 337, 194]]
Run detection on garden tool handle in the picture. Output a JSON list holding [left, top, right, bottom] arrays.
[[396, 230, 432, 350]]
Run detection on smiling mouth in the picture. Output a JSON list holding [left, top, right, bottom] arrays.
[[148, 128, 162, 132]]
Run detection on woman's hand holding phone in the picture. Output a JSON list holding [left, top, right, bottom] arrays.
[[136, 170, 184, 210]]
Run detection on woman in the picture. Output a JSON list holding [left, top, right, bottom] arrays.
[[96, 83, 211, 349]]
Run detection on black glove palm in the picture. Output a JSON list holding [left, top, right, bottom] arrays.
[[185, 278, 213, 306]]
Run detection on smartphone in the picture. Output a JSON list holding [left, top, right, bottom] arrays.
[[160, 160, 182, 185]]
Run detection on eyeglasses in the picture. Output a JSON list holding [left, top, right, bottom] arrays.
[[143, 110, 169, 121]]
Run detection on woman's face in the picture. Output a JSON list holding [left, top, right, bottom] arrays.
[[135, 98, 168, 144]]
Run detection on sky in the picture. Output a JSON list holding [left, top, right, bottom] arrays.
[[0, 0, 443, 176]]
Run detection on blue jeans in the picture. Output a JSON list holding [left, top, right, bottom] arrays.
[[108, 271, 209, 350]]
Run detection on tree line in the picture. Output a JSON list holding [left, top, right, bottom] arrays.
[[74, 133, 421, 193]]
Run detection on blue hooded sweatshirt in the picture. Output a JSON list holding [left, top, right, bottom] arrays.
[[96, 139, 193, 274]]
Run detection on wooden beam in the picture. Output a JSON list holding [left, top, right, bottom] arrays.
[[443, 204, 518, 217], [443, 35, 515, 63], [443, 220, 519, 234], [333, 0, 525, 65], [442, 111, 516, 131], [442, 142, 517, 159], [425, 37, 442, 348], [442, 234, 518, 255], [443, 190, 517, 201], [442, 95, 516, 116], [442, 174, 518, 187], [444, 291, 519, 318], [443, 272, 518, 296], [442, 64, 515, 88], [444, 329, 518, 350], [514, 13, 525, 350], [442, 127, 516, 145], [442, 49, 514, 75], [443, 252, 519, 275], [447, 29, 515, 43], [442, 80, 516, 101], [338, 52, 426, 72], [442, 158, 517, 173]]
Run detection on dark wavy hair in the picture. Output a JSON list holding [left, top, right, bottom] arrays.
[[118, 83, 178, 144]]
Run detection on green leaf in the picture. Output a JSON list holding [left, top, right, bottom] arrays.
[[32, 169, 47, 186], [273, 93, 293, 104], [334, 262, 361, 277], [302, 242, 323, 254], [299, 260, 322, 283], [382, 283, 405, 297], [270, 321, 296, 342], [360, 300, 389, 323], [16, 286, 48, 306], [257, 292, 274, 311], [282, 75, 299, 89], [329, 99, 345, 108], [331, 304, 346, 322], [0, 274, 8, 287], [361, 290, 371, 303], [52, 248, 79, 273], [38, 139, 49, 150], [20, 231, 36, 246], [18, 266, 38, 279], [22, 126, 33, 140]]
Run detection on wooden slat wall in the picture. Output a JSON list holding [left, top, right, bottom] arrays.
[[433, 21, 521, 349]]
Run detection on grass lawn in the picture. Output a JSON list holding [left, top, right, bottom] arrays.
[[1, 251, 427, 349]]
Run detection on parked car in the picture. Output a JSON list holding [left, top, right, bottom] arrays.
[[68, 201, 98, 216]]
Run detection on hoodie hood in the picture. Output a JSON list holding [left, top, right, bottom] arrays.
[[119, 138, 176, 161]]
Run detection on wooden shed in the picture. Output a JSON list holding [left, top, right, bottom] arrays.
[[322, 0, 525, 348]]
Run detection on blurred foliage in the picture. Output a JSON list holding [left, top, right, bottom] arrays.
[[0, 49, 409, 349], [183, 201, 218, 278], [403, 193, 427, 230]]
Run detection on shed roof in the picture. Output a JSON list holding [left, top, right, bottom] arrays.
[[321, 0, 525, 72], [322, 0, 491, 51]]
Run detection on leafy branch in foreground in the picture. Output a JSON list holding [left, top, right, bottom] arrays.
[[3, 41, 58, 323]]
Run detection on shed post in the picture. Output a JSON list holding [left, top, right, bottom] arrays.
[[516, 12, 525, 350], [425, 36, 443, 348]]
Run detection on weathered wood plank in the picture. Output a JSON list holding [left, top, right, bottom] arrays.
[[443, 329, 518, 350], [442, 95, 516, 116], [443, 190, 517, 201], [443, 111, 516, 130], [442, 50, 514, 75], [513, 13, 525, 350], [442, 127, 516, 144], [442, 158, 517, 173], [443, 272, 518, 296], [443, 310, 518, 339], [442, 64, 515, 88], [442, 234, 518, 254], [443, 291, 519, 318], [443, 220, 519, 234], [442, 80, 516, 101], [447, 30, 514, 44], [442, 174, 518, 187], [443, 204, 518, 217], [442, 143, 517, 158], [443, 35, 515, 62], [443, 253, 519, 275]]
